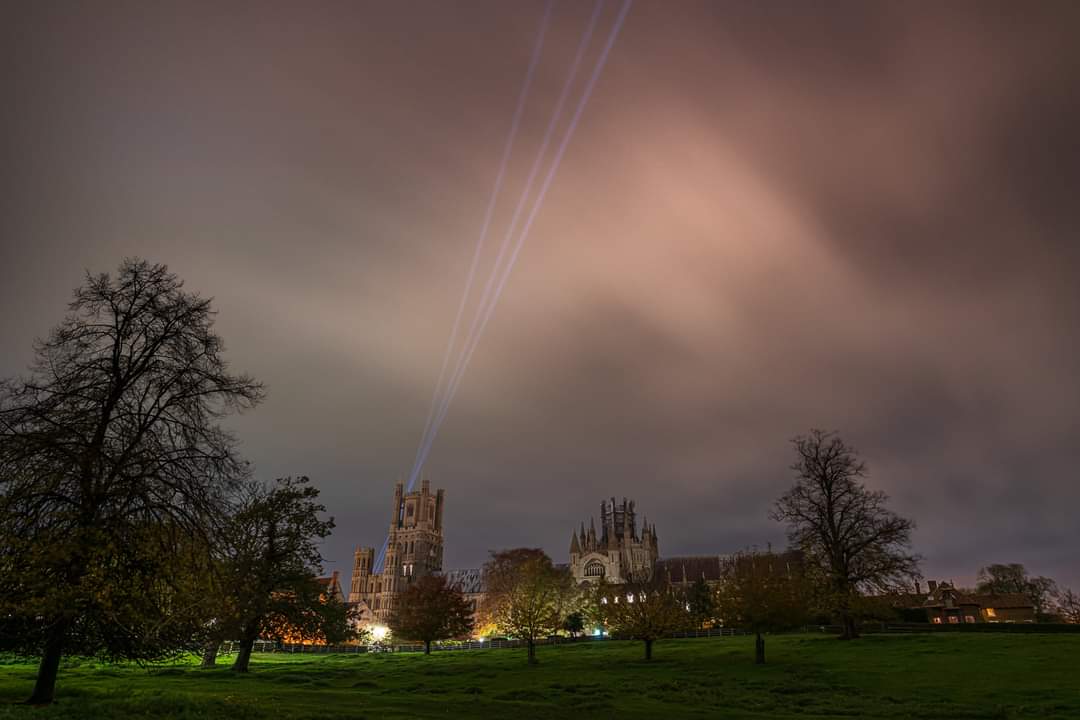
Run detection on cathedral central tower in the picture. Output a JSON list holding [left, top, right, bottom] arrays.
[[568, 497, 659, 584]]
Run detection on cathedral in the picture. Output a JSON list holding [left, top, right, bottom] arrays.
[[348, 484, 725, 632], [568, 497, 659, 584], [349, 478, 445, 624]]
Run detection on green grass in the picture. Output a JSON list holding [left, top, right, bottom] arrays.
[[1, 634, 1078, 719]]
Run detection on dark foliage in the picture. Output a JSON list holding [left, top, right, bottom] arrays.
[[0, 259, 263, 702]]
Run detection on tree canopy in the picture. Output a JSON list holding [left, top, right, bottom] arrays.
[[480, 549, 573, 664], [771, 430, 920, 639], [0, 259, 263, 703], [595, 573, 689, 661], [715, 550, 807, 664], [388, 574, 473, 654]]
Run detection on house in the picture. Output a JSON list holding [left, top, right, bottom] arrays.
[[921, 581, 1035, 624]]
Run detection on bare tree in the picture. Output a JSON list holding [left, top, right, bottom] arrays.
[[481, 549, 573, 665], [771, 430, 920, 640], [596, 573, 689, 661], [0, 259, 263, 703], [388, 575, 473, 654], [714, 550, 807, 664], [1058, 588, 1080, 624]]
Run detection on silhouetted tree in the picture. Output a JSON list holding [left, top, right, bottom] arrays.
[[388, 575, 473, 654], [0, 259, 263, 704], [481, 549, 573, 665], [976, 564, 1058, 616], [596, 573, 689, 661], [771, 430, 920, 640], [216, 477, 337, 672], [1058, 588, 1080, 624], [715, 550, 807, 664]]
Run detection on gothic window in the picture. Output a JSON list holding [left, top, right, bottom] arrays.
[[585, 560, 605, 577]]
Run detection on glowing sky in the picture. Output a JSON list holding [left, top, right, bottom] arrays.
[[3, 1, 1079, 591]]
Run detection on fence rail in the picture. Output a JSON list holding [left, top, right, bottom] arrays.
[[214, 622, 1077, 657], [810, 622, 1080, 635]]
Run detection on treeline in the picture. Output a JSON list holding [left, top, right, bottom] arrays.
[[0, 260, 353, 705], [384, 430, 1078, 667]]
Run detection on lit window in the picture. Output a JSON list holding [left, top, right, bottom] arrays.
[[948, 616, 959, 623], [932, 617, 942, 624], [985, 608, 997, 618], [964, 616, 976, 624]]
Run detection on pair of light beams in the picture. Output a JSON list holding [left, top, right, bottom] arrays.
[[376, 0, 633, 571]]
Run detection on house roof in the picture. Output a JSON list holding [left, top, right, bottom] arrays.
[[656, 555, 727, 583]]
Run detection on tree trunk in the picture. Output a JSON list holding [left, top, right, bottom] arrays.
[[755, 632, 765, 664], [232, 626, 259, 673], [526, 638, 537, 665], [644, 639, 653, 661], [424, 640, 431, 655], [26, 622, 67, 705], [839, 611, 859, 640], [200, 641, 220, 668]]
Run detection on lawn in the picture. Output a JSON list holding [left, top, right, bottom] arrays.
[[1, 633, 1077, 719]]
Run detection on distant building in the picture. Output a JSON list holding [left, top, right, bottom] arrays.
[[920, 580, 1035, 624], [349, 478, 445, 625], [444, 567, 486, 624], [656, 555, 728, 588], [568, 497, 660, 584]]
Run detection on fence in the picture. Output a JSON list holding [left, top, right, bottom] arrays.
[[219, 623, 1080, 657], [809, 622, 1080, 635], [217, 626, 750, 657]]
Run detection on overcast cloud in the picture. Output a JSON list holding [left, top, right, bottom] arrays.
[[3, 1, 1079, 591]]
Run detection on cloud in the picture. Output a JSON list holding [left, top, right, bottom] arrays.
[[2, 1, 1078, 590]]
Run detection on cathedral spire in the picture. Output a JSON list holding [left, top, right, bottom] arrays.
[[570, 530, 581, 555]]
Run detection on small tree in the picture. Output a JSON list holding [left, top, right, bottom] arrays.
[[562, 612, 585, 638], [481, 549, 573, 665], [771, 430, 920, 640], [715, 550, 807, 664], [215, 477, 336, 672], [388, 575, 473, 654], [976, 564, 1058, 617], [685, 578, 716, 629], [1058, 588, 1080, 624], [0, 259, 263, 703], [598, 574, 689, 661]]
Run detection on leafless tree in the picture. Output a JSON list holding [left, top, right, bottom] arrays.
[[1058, 588, 1080, 624], [0, 259, 263, 703], [771, 430, 920, 640]]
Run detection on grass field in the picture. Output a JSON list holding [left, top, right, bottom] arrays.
[[1, 634, 1078, 719]]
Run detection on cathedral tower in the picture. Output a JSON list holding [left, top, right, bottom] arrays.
[[349, 478, 445, 624], [569, 497, 659, 584]]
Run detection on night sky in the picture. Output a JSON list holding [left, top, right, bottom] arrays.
[[3, 1, 1079, 591]]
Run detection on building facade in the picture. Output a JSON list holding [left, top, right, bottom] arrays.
[[349, 478, 445, 625], [568, 497, 659, 584], [919, 581, 1036, 624]]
